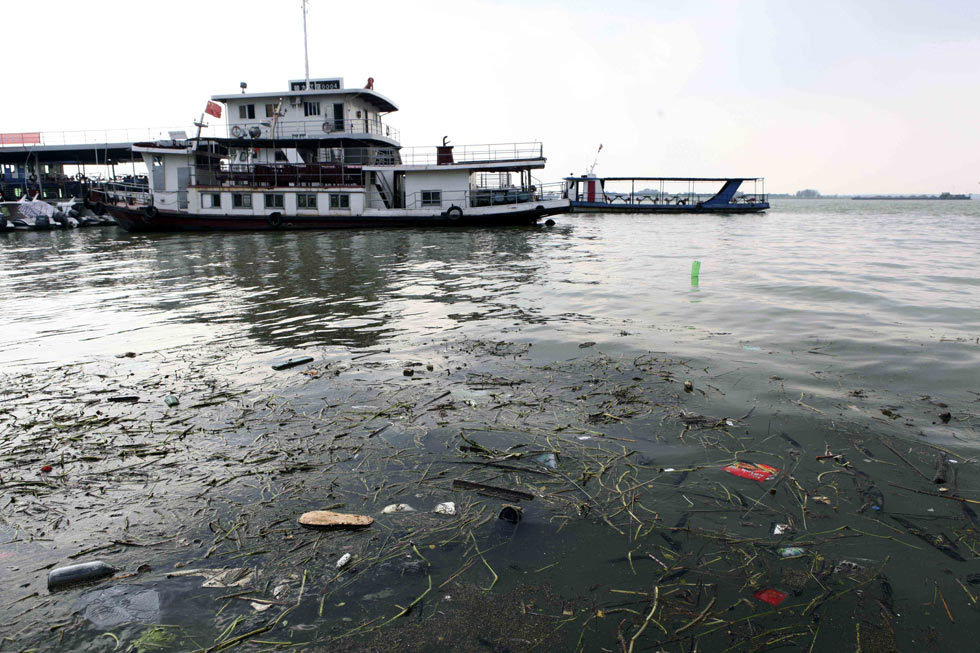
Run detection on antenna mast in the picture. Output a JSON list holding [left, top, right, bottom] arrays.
[[302, 0, 310, 87]]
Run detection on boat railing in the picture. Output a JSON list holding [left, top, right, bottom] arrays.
[[0, 118, 400, 148], [596, 192, 769, 205], [397, 142, 544, 166], [99, 180, 152, 206], [195, 162, 366, 188], [368, 181, 564, 210], [222, 119, 399, 142]]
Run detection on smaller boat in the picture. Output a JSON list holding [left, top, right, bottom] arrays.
[[564, 176, 769, 213], [0, 196, 81, 229]]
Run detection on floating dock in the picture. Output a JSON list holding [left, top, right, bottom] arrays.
[[564, 176, 769, 213]]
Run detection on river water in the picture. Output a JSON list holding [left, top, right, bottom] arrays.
[[1, 199, 979, 650]]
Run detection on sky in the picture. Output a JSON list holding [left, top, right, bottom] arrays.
[[3, 0, 979, 194]]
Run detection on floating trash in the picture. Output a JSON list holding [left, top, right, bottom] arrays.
[[722, 462, 779, 482], [773, 523, 791, 536], [778, 547, 805, 558], [499, 504, 523, 523], [48, 561, 115, 590], [80, 586, 160, 628], [452, 479, 534, 501], [533, 453, 558, 469], [164, 394, 180, 407], [167, 567, 253, 588], [336, 553, 352, 570], [382, 503, 416, 514], [298, 511, 374, 528], [753, 588, 788, 606], [434, 502, 456, 515], [271, 356, 314, 371]]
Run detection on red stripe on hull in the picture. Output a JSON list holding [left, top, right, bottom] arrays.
[[107, 206, 557, 232]]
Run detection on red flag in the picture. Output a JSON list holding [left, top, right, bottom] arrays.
[[205, 101, 222, 118]]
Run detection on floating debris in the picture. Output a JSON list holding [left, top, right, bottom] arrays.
[[163, 394, 180, 407], [48, 561, 115, 590], [382, 503, 416, 514], [336, 553, 352, 570], [271, 356, 314, 371], [434, 502, 456, 515], [167, 567, 254, 588], [452, 479, 534, 501], [533, 453, 558, 469], [298, 510, 374, 528], [722, 461, 779, 482], [498, 504, 523, 523], [753, 588, 788, 606]]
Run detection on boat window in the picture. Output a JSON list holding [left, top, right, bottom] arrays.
[[238, 151, 248, 162], [201, 192, 222, 209], [274, 150, 288, 163], [304, 101, 321, 117], [239, 104, 256, 120], [297, 193, 317, 209], [329, 193, 350, 209], [421, 190, 441, 207], [264, 194, 284, 209], [265, 104, 276, 118], [233, 193, 252, 209]]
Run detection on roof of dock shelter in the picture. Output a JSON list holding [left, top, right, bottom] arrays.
[[564, 176, 764, 182], [0, 143, 138, 165]]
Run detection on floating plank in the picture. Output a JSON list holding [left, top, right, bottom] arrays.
[[272, 356, 314, 371], [451, 479, 534, 502], [298, 510, 374, 529]]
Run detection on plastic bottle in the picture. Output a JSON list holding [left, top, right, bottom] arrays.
[[48, 561, 115, 590]]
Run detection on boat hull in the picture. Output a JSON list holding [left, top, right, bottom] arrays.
[[108, 203, 566, 233]]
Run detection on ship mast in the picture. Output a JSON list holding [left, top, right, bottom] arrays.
[[302, 0, 310, 88]]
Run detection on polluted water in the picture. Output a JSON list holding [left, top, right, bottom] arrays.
[[0, 204, 979, 651]]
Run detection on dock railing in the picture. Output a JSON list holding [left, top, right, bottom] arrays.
[[0, 127, 212, 148]]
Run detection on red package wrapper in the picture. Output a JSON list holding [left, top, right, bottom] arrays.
[[753, 588, 787, 606], [722, 461, 779, 482]]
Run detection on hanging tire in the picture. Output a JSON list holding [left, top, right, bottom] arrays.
[[446, 206, 463, 219], [268, 212, 283, 228], [143, 206, 158, 219], [94, 202, 106, 216]]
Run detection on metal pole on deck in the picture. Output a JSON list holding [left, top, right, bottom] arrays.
[[302, 0, 310, 87]]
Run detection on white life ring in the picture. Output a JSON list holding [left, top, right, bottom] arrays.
[[231, 125, 244, 138]]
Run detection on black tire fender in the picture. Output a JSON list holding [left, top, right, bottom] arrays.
[[445, 205, 463, 219], [268, 212, 283, 228], [143, 205, 158, 219], [94, 202, 107, 216]]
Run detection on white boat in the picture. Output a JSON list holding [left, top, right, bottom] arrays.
[[105, 75, 568, 232]]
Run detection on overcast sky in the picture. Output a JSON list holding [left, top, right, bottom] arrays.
[[4, 0, 979, 194]]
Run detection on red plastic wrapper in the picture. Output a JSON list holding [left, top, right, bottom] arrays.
[[722, 461, 779, 482], [40, 465, 53, 473], [753, 588, 788, 606]]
